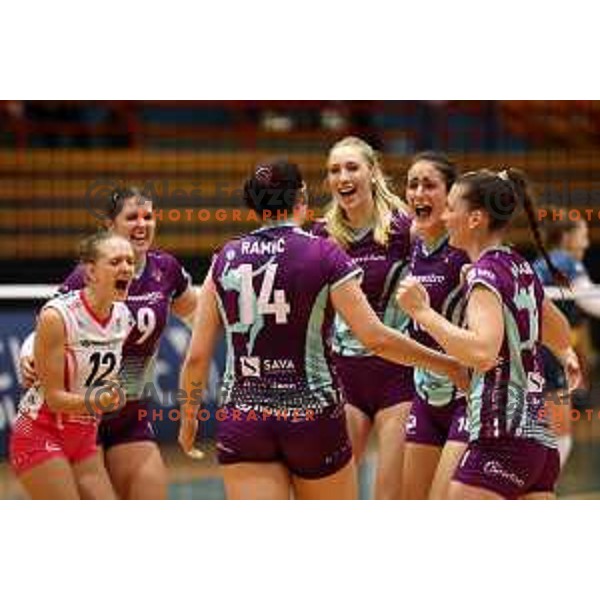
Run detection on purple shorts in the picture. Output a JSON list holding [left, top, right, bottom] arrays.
[[405, 398, 469, 446], [216, 404, 352, 480], [333, 355, 414, 420], [453, 438, 560, 499], [98, 400, 157, 450]]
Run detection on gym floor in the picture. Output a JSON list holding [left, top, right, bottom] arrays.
[[2, 415, 599, 500]]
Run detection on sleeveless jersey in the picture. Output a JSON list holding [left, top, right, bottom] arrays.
[[58, 249, 191, 398], [19, 290, 134, 419]]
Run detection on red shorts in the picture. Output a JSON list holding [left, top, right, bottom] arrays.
[[9, 408, 99, 476]]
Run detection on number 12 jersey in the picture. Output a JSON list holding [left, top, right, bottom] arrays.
[[19, 290, 134, 419]]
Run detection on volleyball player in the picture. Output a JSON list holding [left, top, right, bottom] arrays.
[[402, 152, 470, 499], [314, 136, 413, 499], [10, 232, 134, 499], [398, 168, 579, 499], [20, 187, 198, 499], [179, 160, 468, 500]]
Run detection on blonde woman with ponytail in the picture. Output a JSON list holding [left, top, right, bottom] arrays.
[[313, 136, 414, 499]]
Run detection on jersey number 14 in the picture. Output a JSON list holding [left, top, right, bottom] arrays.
[[238, 263, 291, 325]]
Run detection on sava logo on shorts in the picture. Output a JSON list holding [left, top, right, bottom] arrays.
[[483, 460, 526, 488], [240, 356, 261, 377]]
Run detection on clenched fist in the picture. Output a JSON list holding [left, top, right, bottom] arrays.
[[397, 277, 430, 319]]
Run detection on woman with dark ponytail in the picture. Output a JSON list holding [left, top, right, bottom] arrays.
[[179, 160, 467, 500], [398, 168, 580, 499]]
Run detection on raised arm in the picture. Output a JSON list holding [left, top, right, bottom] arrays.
[[397, 277, 504, 372], [330, 277, 468, 389]]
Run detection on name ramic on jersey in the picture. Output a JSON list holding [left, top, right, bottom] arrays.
[[241, 238, 286, 255]]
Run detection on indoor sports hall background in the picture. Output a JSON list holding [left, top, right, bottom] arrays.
[[0, 100, 599, 499]]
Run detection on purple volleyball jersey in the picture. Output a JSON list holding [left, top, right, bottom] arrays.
[[409, 235, 470, 406], [464, 246, 556, 449], [58, 250, 191, 398], [312, 212, 412, 356], [211, 222, 362, 412]]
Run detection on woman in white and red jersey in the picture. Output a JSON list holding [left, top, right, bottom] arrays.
[[9, 231, 135, 499], [20, 186, 197, 499]]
